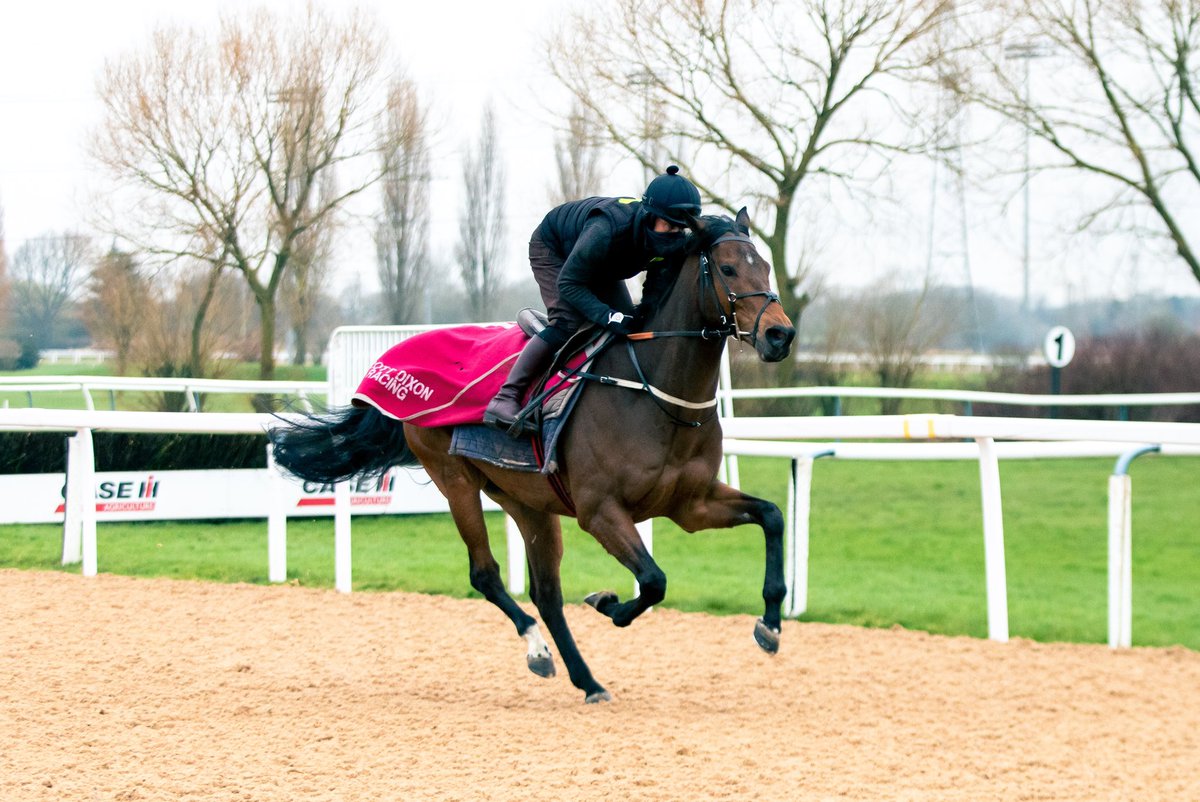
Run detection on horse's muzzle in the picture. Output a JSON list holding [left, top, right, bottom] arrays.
[[757, 324, 795, 363]]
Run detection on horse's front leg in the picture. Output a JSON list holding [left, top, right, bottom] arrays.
[[669, 481, 787, 654], [577, 500, 667, 629]]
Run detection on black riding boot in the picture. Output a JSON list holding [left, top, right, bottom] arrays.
[[483, 335, 556, 437]]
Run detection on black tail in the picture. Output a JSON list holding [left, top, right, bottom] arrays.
[[268, 404, 418, 484]]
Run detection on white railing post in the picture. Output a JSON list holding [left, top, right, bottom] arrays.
[[782, 450, 833, 619], [80, 429, 98, 577], [334, 481, 352, 593], [1107, 474, 1133, 649], [976, 436, 1008, 643], [505, 515, 525, 596], [1107, 445, 1158, 648], [718, 349, 740, 487], [265, 445, 288, 583], [61, 433, 83, 565], [784, 457, 811, 618], [62, 429, 99, 577]]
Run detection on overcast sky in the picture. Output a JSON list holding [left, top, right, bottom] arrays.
[[2, 0, 1199, 308], [0, 0, 632, 286]]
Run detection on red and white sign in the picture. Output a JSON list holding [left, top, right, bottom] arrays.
[[0, 467, 471, 525]]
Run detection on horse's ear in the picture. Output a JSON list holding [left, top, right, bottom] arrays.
[[684, 209, 703, 232], [735, 206, 751, 234]]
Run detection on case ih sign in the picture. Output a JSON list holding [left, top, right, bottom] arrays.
[[1, 467, 460, 525]]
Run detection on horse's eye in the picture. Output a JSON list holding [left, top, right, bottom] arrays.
[[720, 264, 736, 277]]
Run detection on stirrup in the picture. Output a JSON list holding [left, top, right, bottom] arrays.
[[505, 406, 540, 438], [482, 408, 538, 438]]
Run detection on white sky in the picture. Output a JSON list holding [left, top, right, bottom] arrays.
[[1, 0, 1198, 307], [0, 0, 634, 288]]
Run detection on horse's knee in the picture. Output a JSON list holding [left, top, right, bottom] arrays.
[[638, 566, 667, 606], [469, 563, 501, 597], [756, 499, 784, 536]]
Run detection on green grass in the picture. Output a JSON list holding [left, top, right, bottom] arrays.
[[3, 455, 1196, 650], [0, 362, 327, 412]]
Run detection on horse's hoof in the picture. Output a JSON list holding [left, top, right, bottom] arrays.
[[526, 654, 556, 678], [753, 618, 780, 654], [584, 590, 618, 616], [584, 689, 613, 704]]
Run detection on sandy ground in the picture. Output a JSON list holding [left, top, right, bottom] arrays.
[[1, 570, 1197, 801]]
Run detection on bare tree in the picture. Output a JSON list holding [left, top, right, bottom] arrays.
[[946, 0, 1200, 287], [91, 5, 390, 379], [549, 0, 956, 324], [375, 75, 433, 324], [853, 277, 960, 413], [457, 103, 506, 321], [83, 247, 150, 375], [282, 169, 337, 365], [133, 266, 245, 410], [549, 102, 605, 205], [9, 233, 92, 360]]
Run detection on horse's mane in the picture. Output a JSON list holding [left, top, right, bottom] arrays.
[[689, 214, 742, 252], [636, 214, 742, 320]]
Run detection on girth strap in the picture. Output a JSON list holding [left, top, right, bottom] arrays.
[[578, 371, 718, 411]]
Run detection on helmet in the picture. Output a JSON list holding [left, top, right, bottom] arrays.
[[641, 165, 701, 226]]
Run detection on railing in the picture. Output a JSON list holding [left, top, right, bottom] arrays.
[[720, 415, 1200, 648], [3, 404, 1199, 650], [720, 384, 1200, 418], [6, 368, 1200, 419], [0, 375, 327, 412]]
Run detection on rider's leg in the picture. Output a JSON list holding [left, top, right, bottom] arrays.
[[483, 332, 557, 436]]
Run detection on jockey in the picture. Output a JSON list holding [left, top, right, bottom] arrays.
[[483, 165, 703, 436]]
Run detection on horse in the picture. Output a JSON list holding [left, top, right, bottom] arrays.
[[269, 208, 796, 703]]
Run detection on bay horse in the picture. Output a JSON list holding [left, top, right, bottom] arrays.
[[269, 209, 795, 703]]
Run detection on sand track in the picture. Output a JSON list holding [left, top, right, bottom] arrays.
[[1, 570, 1196, 801]]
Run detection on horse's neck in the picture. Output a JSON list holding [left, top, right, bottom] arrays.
[[631, 266, 725, 399]]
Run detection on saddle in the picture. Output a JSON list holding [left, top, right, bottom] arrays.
[[516, 307, 549, 338], [449, 314, 613, 477]]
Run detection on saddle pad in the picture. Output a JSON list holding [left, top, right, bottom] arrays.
[[351, 324, 525, 427], [352, 323, 606, 430], [447, 374, 587, 475]]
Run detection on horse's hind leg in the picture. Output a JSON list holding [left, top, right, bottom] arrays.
[[502, 500, 611, 703], [437, 487, 561, 678], [670, 481, 786, 654]]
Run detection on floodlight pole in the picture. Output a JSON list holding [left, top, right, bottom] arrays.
[[1004, 43, 1051, 313]]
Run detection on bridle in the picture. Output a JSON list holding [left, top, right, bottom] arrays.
[[698, 232, 783, 350], [626, 231, 783, 346], [581, 230, 785, 428]]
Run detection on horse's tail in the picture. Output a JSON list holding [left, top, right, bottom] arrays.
[[268, 404, 418, 485]]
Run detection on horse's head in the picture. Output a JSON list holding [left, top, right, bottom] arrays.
[[687, 208, 795, 363]]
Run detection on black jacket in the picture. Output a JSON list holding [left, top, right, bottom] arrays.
[[536, 196, 665, 326]]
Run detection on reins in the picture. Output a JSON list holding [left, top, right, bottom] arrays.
[[585, 230, 784, 428]]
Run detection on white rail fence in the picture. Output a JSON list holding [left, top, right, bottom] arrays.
[[4, 405, 1200, 649], [0, 375, 326, 412]]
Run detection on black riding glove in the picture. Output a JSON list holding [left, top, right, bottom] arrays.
[[604, 310, 637, 336]]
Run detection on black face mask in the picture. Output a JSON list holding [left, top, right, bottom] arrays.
[[644, 229, 687, 258]]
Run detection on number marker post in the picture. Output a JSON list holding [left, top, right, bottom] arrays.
[[1043, 326, 1076, 418]]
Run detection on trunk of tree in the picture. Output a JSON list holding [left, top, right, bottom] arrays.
[[189, 267, 223, 384], [291, 322, 308, 366], [257, 293, 277, 381], [764, 194, 808, 390]]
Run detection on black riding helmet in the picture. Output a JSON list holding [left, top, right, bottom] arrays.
[[641, 165, 701, 226]]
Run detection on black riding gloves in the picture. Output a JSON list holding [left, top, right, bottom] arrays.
[[604, 310, 637, 336]]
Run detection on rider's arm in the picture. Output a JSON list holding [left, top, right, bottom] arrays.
[[557, 218, 621, 326]]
